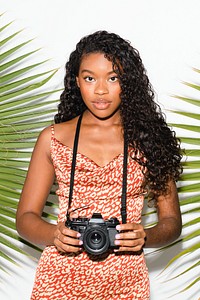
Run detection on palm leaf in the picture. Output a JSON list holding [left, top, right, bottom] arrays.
[[0, 49, 41, 72], [157, 78, 200, 293], [171, 95, 200, 107], [0, 29, 24, 47], [184, 149, 200, 156], [180, 195, 200, 205], [0, 17, 60, 270], [0, 90, 59, 110], [0, 60, 49, 83], [181, 160, 200, 168], [169, 123, 200, 132], [0, 250, 18, 268], [1, 69, 58, 101], [0, 39, 34, 61], [0, 20, 13, 32], [179, 172, 200, 181], [165, 261, 200, 281], [0, 69, 57, 93], [178, 182, 200, 193], [184, 81, 200, 91], [178, 277, 200, 294], [178, 137, 200, 146], [169, 112, 200, 121]]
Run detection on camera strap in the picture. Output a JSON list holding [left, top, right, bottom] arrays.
[[67, 113, 128, 224]]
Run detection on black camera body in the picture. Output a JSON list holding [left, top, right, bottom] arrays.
[[66, 213, 120, 255]]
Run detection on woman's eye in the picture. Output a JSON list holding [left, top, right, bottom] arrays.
[[109, 76, 118, 82], [84, 76, 94, 82]]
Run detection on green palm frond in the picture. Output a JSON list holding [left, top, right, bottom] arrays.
[[170, 123, 200, 133], [158, 79, 200, 293], [171, 95, 200, 107], [146, 77, 200, 295], [180, 194, 200, 205], [0, 17, 60, 267], [166, 261, 200, 282]]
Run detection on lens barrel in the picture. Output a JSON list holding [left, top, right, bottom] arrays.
[[83, 225, 109, 255]]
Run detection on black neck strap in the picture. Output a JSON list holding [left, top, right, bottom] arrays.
[[67, 114, 128, 224]]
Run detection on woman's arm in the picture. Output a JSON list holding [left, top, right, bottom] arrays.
[[144, 180, 182, 248], [16, 127, 82, 252], [16, 127, 57, 246], [114, 180, 182, 251]]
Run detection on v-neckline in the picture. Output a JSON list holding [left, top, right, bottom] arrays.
[[52, 136, 124, 168]]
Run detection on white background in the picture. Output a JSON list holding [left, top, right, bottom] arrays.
[[1, 0, 200, 299]]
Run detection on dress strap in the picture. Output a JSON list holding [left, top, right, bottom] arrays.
[[50, 124, 55, 137]]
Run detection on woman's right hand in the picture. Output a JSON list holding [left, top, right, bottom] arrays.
[[54, 221, 83, 253]]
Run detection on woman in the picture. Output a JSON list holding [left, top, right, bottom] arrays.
[[16, 31, 182, 299]]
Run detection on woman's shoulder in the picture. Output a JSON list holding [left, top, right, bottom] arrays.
[[54, 116, 78, 133], [54, 116, 78, 129], [38, 117, 77, 137], [44, 116, 80, 147]]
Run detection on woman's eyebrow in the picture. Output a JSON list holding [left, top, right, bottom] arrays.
[[80, 69, 117, 75], [80, 69, 95, 74]]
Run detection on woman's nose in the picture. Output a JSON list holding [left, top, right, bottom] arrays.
[[94, 80, 108, 94]]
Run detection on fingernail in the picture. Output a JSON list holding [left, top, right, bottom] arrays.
[[116, 225, 121, 230], [79, 240, 83, 245], [115, 240, 120, 245], [115, 234, 120, 239], [77, 233, 81, 238]]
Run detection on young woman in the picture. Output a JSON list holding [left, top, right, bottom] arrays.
[[16, 31, 182, 300]]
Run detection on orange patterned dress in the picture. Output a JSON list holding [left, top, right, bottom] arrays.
[[31, 125, 150, 300]]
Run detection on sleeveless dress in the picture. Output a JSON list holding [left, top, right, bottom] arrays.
[[31, 125, 150, 300]]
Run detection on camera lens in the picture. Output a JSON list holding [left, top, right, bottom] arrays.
[[83, 226, 109, 255], [90, 232, 102, 244]]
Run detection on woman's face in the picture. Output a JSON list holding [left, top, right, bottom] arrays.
[[76, 52, 121, 120]]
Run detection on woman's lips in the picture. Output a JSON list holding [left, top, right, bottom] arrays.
[[92, 100, 111, 110]]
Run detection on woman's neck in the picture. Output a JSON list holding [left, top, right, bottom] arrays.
[[82, 109, 122, 127]]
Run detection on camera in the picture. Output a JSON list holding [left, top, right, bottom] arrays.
[[66, 213, 120, 255]]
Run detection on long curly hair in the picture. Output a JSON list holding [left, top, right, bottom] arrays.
[[55, 30, 182, 197]]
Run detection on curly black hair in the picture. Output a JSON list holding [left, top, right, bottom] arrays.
[[55, 30, 182, 197]]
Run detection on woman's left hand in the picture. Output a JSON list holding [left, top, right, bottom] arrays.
[[114, 223, 146, 252]]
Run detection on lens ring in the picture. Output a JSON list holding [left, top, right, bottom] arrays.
[[90, 232, 102, 244], [83, 226, 109, 255]]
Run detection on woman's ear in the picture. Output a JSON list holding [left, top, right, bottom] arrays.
[[76, 77, 80, 88]]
